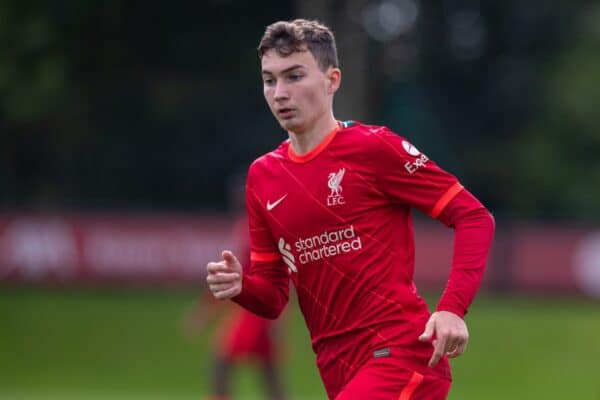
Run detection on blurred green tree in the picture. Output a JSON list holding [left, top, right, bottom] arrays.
[[0, 0, 597, 221], [508, 11, 600, 220]]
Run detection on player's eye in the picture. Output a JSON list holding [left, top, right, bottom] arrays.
[[263, 77, 275, 86], [288, 74, 303, 82]]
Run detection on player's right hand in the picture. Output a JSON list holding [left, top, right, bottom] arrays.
[[206, 250, 243, 300]]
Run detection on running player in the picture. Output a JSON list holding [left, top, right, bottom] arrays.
[[206, 19, 494, 400]]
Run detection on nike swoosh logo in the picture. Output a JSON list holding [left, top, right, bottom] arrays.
[[266, 194, 287, 211]]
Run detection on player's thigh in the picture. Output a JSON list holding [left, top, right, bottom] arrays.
[[410, 373, 451, 400], [335, 362, 450, 400]]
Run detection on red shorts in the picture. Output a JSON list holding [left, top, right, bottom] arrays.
[[217, 309, 274, 362], [323, 347, 451, 400]]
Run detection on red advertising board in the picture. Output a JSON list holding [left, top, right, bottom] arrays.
[[0, 213, 232, 285], [1, 214, 599, 297]]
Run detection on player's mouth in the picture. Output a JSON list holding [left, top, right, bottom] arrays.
[[277, 108, 295, 119]]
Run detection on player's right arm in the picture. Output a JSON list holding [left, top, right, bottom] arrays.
[[206, 163, 290, 319], [206, 250, 243, 299]]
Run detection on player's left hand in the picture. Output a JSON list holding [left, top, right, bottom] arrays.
[[418, 311, 469, 367]]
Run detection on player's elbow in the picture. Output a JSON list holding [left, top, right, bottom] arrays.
[[262, 307, 283, 320], [476, 209, 495, 247], [263, 296, 288, 319], [484, 209, 495, 235], [238, 300, 285, 320], [465, 206, 495, 229]]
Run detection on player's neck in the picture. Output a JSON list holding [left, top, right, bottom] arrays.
[[288, 113, 338, 155]]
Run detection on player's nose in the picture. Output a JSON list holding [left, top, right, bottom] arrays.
[[273, 81, 290, 101]]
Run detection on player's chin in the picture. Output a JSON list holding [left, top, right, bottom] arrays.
[[277, 116, 301, 131]]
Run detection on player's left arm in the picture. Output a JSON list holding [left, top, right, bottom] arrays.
[[419, 188, 495, 367], [372, 128, 495, 367]]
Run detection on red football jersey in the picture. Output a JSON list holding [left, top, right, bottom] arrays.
[[234, 121, 493, 380]]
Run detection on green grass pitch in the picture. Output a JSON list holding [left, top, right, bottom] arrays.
[[1, 287, 598, 399]]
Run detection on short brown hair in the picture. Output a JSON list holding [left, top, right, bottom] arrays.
[[258, 19, 339, 71]]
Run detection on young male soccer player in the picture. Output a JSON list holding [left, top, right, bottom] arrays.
[[206, 19, 495, 399]]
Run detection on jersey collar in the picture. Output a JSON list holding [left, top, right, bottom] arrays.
[[287, 122, 342, 163]]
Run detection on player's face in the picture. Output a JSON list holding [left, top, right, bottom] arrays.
[[261, 48, 339, 134]]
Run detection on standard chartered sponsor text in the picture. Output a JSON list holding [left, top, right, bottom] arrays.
[[294, 225, 362, 264]]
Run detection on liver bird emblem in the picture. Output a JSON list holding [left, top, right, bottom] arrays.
[[328, 168, 345, 197]]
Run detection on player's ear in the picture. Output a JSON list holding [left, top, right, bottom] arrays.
[[326, 67, 341, 94]]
